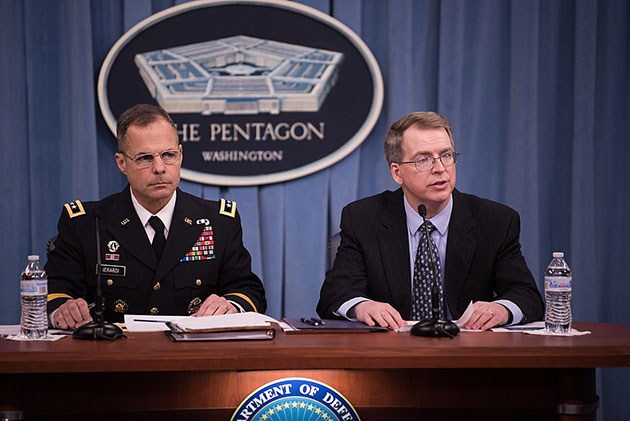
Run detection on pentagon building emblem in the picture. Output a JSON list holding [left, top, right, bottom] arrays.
[[231, 377, 360, 421], [98, 0, 383, 186], [135, 35, 344, 115]]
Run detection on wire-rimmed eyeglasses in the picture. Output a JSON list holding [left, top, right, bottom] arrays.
[[120, 149, 181, 169], [398, 151, 461, 172]]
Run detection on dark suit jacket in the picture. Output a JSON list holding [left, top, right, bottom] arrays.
[[317, 189, 543, 322], [46, 186, 266, 322]]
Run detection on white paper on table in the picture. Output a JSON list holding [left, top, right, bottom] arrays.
[[277, 320, 296, 332], [6, 334, 66, 341], [491, 321, 545, 332], [492, 321, 591, 336], [455, 301, 477, 330], [124, 314, 189, 332], [396, 321, 417, 333], [522, 327, 591, 337], [124, 312, 279, 332], [1, 325, 72, 339]]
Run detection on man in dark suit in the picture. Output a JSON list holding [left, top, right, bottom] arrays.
[[46, 104, 266, 328], [317, 112, 543, 330]]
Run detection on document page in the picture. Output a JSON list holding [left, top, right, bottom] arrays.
[[125, 312, 278, 332]]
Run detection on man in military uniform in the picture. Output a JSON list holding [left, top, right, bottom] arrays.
[[46, 104, 266, 329]]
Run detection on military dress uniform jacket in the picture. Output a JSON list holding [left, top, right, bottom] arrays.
[[317, 188, 544, 322], [45, 186, 266, 322]]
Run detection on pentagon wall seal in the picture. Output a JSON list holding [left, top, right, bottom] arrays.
[[98, 0, 383, 186]]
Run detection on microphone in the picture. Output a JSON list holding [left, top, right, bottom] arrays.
[[410, 204, 460, 338], [73, 215, 125, 340]]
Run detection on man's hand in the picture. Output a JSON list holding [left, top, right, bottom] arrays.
[[53, 298, 93, 330], [353, 300, 405, 330], [464, 301, 509, 330], [193, 294, 238, 317]]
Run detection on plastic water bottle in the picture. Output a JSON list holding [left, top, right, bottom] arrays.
[[544, 252, 572, 333], [20, 255, 48, 339]]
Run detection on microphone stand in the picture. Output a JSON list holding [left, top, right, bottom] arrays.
[[410, 205, 460, 338], [73, 216, 125, 340]]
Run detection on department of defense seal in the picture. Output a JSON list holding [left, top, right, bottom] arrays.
[[231, 377, 360, 421]]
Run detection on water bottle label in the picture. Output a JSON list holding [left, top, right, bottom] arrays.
[[545, 276, 572, 292], [20, 280, 48, 296]]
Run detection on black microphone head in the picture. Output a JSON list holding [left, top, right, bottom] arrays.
[[417, 204, 427, 218]]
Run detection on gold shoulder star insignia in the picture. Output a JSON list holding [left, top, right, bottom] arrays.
[[219, 198, 236, 218], [64, 200, 86, 218]]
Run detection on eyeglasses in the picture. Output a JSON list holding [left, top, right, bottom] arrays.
[[398, 151, 460, 172], [121, 149, 181, 169]]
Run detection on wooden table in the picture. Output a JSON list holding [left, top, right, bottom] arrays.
[[1, 322, 629, 420]]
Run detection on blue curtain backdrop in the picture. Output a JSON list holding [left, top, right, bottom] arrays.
[[1, 0, 629, 418]]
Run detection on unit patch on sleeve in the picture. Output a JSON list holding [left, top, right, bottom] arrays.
[[64, 200, 86, 218], [181, 223, 216, 261]]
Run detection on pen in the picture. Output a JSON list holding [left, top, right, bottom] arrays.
[[165, 321, 185, 332], [504, 326, 544, 331], [300, 317, 325, 326], [133, 319, 170, 323], [301, 317, 321, 326]]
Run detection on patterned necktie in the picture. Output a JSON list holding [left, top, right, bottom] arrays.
[[411, 221, 445, 320], [148, 216, 166, 260]]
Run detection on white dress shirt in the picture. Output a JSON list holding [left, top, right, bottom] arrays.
[[130, 188, 176, 242]]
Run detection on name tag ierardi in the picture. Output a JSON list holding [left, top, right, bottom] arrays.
[[97, 264, 127, 277]]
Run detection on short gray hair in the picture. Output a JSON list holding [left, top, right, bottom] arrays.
[[384, 111, 453, 165], [116, 104, 178, 151]]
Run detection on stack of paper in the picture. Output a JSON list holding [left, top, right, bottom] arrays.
[[173, 312, 276, 332], [167, 312, 278, 342]]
